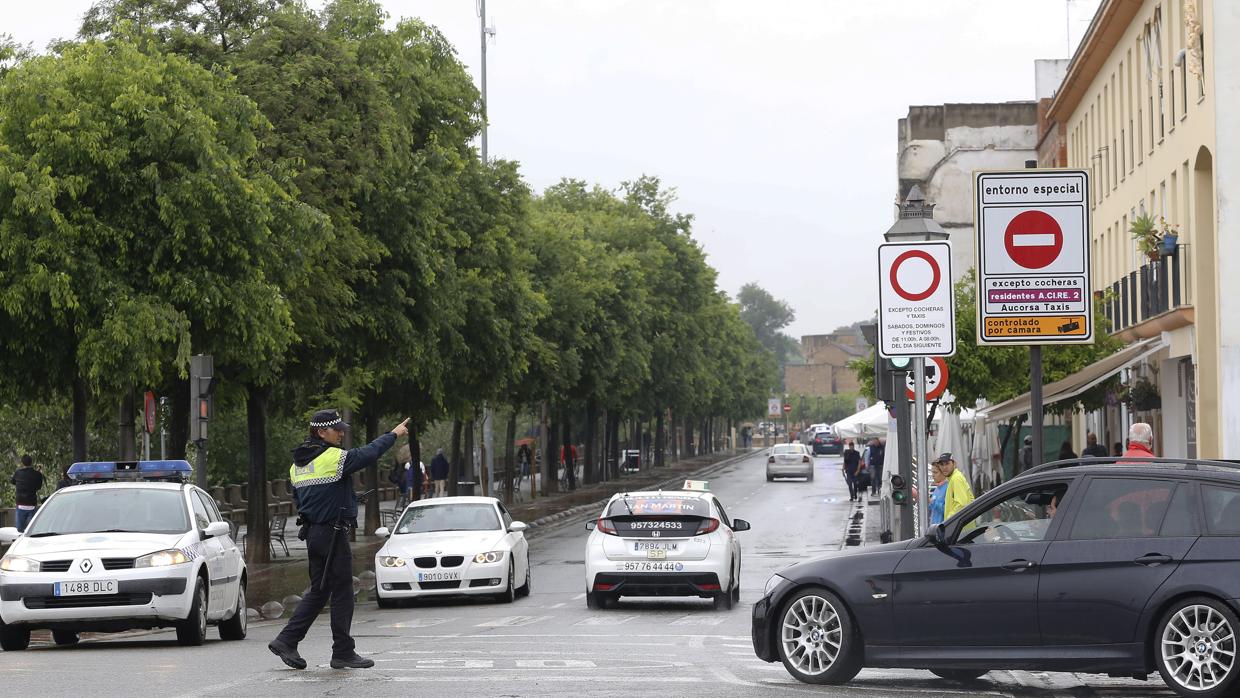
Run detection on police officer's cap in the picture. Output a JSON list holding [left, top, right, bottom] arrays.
[[310, 409, 351, 432]]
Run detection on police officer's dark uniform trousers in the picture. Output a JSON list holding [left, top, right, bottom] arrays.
[[269, 411, 396, 670]]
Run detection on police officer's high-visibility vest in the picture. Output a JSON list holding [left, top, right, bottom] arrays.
[[290, 448, 347, 488]]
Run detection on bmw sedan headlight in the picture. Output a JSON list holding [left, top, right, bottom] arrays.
[[764, 574, 787, 597], [0, 555, 40, 573], [378, 556, 406, 568], [135, 549, 190, 568], [474, 551, 505, 564]]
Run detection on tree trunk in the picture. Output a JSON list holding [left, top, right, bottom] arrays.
[[449, 419, 463, 496], [409, 422, 423, 502], [537, 402, 548, 499], [655, 412, 665, 468], [244, 384, 270, 564], [563, 412, 576, 490], [168, 376, 189, 460], [72, 374, 88, 462], [682, 416, 693, 458], [606, 412, 621, 478], [584, 399, 598, 485], [545, 412, 560, 495], [364, 408, 381, 535], [118, 390, 136, 460], [504, 410, 517, 504], [464, 419, 475, 485]]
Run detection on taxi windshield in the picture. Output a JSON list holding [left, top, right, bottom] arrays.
[[605, 496, 710, 518], [395, 503, 500, 533], [25, 488, 190, 536]]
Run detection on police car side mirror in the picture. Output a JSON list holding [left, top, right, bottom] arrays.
[[732, 519, 751, 532], [202, 521, 230, 539], [584, 521, 597, 531], [375, 527, 391, 538], [0, 526, 19, 543]]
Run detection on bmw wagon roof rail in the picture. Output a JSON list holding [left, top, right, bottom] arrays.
[[1023, 456, 1240, 477]]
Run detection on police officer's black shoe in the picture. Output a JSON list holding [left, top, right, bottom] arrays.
[[330, 652, 375, 669], [268, 639, 307, 670]]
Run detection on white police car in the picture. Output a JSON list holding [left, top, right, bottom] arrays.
[[583, 481, 750, 610], [0, 461, 247, 650]]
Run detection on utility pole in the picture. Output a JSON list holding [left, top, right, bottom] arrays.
[[478, 0, 496, 495]]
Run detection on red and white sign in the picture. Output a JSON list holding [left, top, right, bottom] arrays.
[[877, 241, 955, 358], [975, 170, 1093, 345], [905, 356, 949, 401], [144, 391, 156, 434], [783, 404, 792, 413]]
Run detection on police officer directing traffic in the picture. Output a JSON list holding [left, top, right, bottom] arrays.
[[268, 409, 409, 670]]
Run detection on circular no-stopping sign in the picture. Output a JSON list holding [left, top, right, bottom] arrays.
[[1004, 210, 1063, 269], [888, 250, 942, 301], [905, 356, 950, 401]]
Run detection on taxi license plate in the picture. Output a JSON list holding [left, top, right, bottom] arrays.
[[633, 541, 678, 551], [417, 571, 461, 582], [55, 580, 118, 596], [646, 549, 667, 560]]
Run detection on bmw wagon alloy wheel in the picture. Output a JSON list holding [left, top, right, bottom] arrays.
[[781, 594, 842, 675], [1162, 604, 1237, 692]]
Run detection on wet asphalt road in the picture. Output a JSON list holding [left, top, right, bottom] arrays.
[[2, 451, 1175, 697]]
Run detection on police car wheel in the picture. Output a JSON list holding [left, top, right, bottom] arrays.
[[176, 579, 208, 646], [52, 630, 79, 646], [0, 624, 30, 651], [219, 582, 247, 641]]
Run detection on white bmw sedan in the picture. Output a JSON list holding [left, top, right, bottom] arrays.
[[373, 496, 530, 607], [583, 487, 750, 610]]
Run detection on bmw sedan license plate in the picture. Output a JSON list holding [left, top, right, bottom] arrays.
[[417, 571, 461, 582], [55, 580, 118, 596]]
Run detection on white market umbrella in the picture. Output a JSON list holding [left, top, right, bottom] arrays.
[[833, 403, 891, 440]]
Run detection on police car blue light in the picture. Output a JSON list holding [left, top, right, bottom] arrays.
[[67, 460, 193, 481]]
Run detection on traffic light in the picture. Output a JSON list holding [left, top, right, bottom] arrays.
[[188, 354, 215, 442], [889, 474, 908, 505]]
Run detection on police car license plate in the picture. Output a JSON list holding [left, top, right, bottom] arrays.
[[417, 571, 461, 582], [55, 580, 118, 596]]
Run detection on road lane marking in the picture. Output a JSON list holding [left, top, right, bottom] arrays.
[[670, 615, 727, 626], [475, 615, 550, 627], [573, 615, 636, 626], [382, 617, 455, 628], [549, 602, 567, 609], [277, 676, 705, 683], [514, 659, 596, 668], [572, 593, 586, 599]]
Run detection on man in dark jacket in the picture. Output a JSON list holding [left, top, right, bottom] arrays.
[[11, 455, 44, 532], [429, 448, 450, 497], [842, 441, 862, 501], [866, 439, 885, 496], [269, 409, 408, 671], [1081, 432, 1109, 458]]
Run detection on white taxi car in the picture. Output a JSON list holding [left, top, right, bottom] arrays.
[[583, 481, 750, 610], [0, 461, 246, 650], [373, 496, 530, 607]]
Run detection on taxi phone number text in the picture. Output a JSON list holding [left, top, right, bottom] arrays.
[[618, 562, 683, 572]]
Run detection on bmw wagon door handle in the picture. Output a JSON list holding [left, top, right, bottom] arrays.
[[1134, 553, 1173, 566], [1001, 559, 1037, 572]]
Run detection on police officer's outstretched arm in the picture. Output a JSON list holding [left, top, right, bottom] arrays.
[[340, 418, 410, 477]]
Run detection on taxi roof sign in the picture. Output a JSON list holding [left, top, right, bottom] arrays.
[[682, 479, 709, 492], [68, 460, 193, 482]]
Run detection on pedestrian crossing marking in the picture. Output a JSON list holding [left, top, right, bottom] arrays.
[[475, 615, 551, 627], [670, 615, 727, 626], [573, 615, 636, 626], [382, 617, 455, 628]]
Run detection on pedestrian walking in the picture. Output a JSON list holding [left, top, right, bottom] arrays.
[[1018, 434, 1034, 472], [867, 439, 885, 496], [11, 455, 44, 532], [842, 441, 862, 501], [1081, 432, 1108, 458], [517, 442, 533, 480], [430, 448, 450, 497], [1058, 440, 1077, 461], [934, 452, 975, 520], [928, 462, 948, 526], [1119, 423, 1156, 462], [268, 409, 408, 671]]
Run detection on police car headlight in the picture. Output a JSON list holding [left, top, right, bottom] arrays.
[[764, 574, 787, 597], [378, 556, 406, 568], [474, 551, 505, 564], [0, 555, 40, 573], [135, 549, 190, 568]]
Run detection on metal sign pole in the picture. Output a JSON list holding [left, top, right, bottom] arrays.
[[1030, 346, 1043, 470], [913, 357, 929, 537], [894, 370, 914, 541]]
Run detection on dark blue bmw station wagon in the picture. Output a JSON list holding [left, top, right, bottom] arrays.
[[752, 458, 1240, 698]]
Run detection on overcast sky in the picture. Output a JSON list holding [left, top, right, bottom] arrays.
[[3, 0, 1101, 338]]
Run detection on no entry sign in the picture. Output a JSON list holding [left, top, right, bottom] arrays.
[[878, 241, 955, 358], [975, 170, 1092, 345]]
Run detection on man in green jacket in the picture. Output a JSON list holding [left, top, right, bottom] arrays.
[[935, 452, 975, 521]]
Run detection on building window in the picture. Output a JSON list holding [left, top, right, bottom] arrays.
[[1153, 7, 1165, 140]]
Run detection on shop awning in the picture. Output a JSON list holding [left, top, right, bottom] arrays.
[[977, 337, 1167, 423]]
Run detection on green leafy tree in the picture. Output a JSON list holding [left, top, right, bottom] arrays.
[[738, 282, 801, 365]]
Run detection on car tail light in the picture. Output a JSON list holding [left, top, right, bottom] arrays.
[[802, 455, 810, 463], [695, 518, 720, 535], [767, 456, 775, 464], [594, 582, 615, 591], [596, 518, 618, 535], [698, 583, 720, 591]]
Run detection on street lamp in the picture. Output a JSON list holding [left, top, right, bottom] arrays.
[[882, 184, 949, 540]]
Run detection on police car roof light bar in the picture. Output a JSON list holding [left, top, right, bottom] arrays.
[[68, 460, 193, 483]]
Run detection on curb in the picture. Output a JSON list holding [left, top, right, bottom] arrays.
[[523, 449, 757, 537]]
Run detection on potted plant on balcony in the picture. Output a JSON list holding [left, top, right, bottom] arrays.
[[1130, 214, 1162, 261], [1159, 217, 1180, 255], [1124, 377, 1162, 411]]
